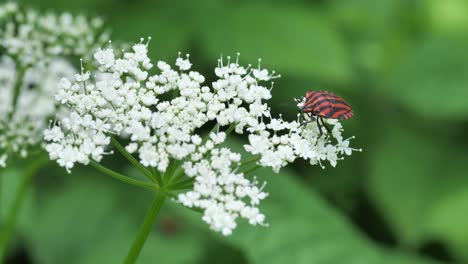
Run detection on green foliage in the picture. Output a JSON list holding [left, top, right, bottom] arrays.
[[368, 124, 468, 260], [385, 35, 468, 119], [197, 5, 352, 83]]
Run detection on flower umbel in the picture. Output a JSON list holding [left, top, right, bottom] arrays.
[[44, 40, 358, 235], [0, 57, 76, 162], [0, 2, 109, 67], [0, 2, 110, 166]]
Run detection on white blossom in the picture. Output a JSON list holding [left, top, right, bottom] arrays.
[[0, 2, 109, 67], [0, 3, 111, 167], [44, 41, 358, 235], [0, 56, 76, 166]]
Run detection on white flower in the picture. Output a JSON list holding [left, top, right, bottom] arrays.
[[253, 69, 270, 81], [0, 3, 111, 167], [241, 206, 266, 225], [45, 41, 358, 235], [94, 48, 115, 68], [43, 126, 64, 142], [178, 191, 200, 207], [0, 3, 109, 67], [0, 57, 77, 166], [125, 143, 138, 154], [175, 54, 192, 71]]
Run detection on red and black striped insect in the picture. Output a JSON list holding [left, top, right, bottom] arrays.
[[298, 90, 353, 137]]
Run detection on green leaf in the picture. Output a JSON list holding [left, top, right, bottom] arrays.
[[367, 124, 468, 261], [329, 0, 417, 73], [198, 5, 352, 83], [106, 4, 190, 62], [385, 35, 468, 119], [331, 0, 406, 34]]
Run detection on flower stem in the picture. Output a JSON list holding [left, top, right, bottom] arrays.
[[242, 165, 262, 175], [9, 66, 26, 120], [89, 160, 158, 191], [124, 191, 167, 264], [0, 157, 45, 260], [0, 171, 2, 220], [149, 167, 163, 186], [110, 137, 158, 184], [225, 123, 236, 135], [239, 155, 261, 166], [166, 177, 194, 190]]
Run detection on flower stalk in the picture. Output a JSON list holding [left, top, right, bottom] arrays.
[[110, 136, 158, 184], [242, 165, 262, 175], [89, 160, 158, 191], [239, 156, 261, 167], [166, 177, 194, 190], [9, 65, 26, 120], [123, 191, 167, 264]]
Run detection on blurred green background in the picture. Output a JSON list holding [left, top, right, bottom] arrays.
[[2, 0, 468, 263]]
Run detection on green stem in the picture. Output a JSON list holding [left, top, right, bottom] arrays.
[[110, 137, 157, 184], [166, 177, 195, 190], [172, 183, 194, 191], [9, 66, 26, 119], [225, 123, 236, 135], [239, 155, 261, 166], [242, 165, 261, 175], [0, 170, 2, 220], [89, 161, 158, 191], [169, 167, 185, 185], [172, 88, 178, 99], [167, 177, 195, 190], [0, 157, 44, 260], [164, 159, 185, 185], [124, 192, 167, 264], [149, 167, 163, 186], [209, 124, 221, 138]]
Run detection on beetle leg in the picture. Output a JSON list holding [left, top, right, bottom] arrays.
[[298, 113, 315, 127], [316, 117, 323, 139], [320, 117, 333, 141]]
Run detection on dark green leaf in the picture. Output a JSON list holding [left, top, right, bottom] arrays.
[[198, 5, 352, 83], [385, 35, 468, 119], [367, 124, 468, 260]]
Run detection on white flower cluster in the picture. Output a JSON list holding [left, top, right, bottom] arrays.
[[245, 117, 357, 172], [179, 145, 268, 235], [0, 57, 76, 167], [0, 2, 109, 67], [0, 3, 110, 167], [44, 40, 357, 235]]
